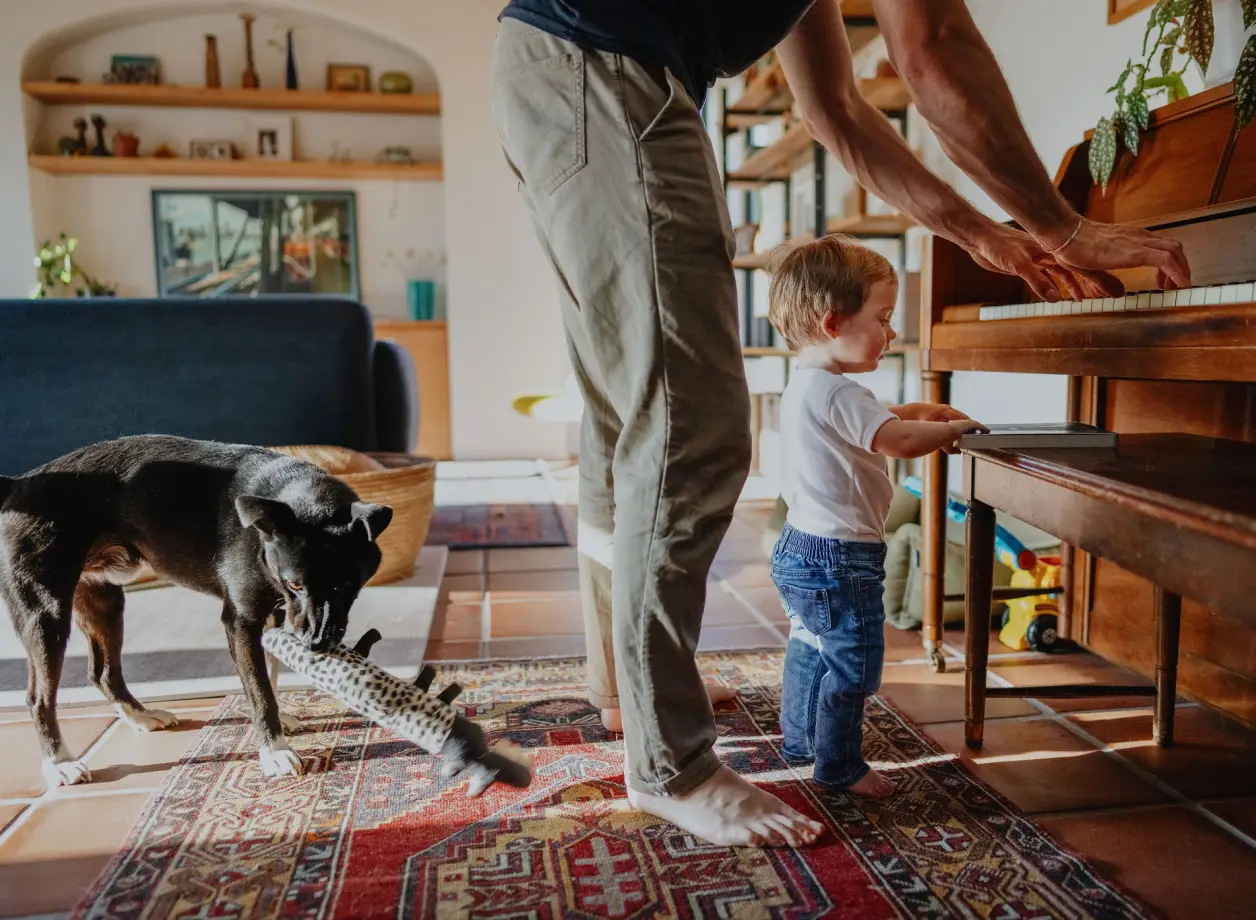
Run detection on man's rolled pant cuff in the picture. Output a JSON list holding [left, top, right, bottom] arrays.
[[626, 744, 722, 797]]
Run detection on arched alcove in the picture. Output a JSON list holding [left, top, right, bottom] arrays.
[[21, 3, 446, 321]]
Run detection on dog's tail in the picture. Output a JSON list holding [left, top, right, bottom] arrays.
[[0, 476, 12, 508]]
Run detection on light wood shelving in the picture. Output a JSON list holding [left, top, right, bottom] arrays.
[[726, 79, 910, 185], [28, 154, 442, 181], [22, 81, 441, 116], [732, 214, 918, 269]]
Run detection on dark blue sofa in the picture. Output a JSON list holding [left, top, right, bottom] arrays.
[[0, 297, 418, 476]]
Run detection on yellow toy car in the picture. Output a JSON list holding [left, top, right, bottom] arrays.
[[998, 554, 1063, 653]]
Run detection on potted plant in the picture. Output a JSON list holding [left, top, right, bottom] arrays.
[[30, 233, 117, 299], [1091, 0, 1255, 190]]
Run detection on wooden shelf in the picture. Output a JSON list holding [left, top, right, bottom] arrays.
[[726, 79, 911, 185], [22, 81, 441, 116], [732, 215, 915, 269], [727, 26, 885, 119], [28, 154, 442, 181], [827, 213, 916, 236]]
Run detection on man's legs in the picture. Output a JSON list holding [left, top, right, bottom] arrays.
[[491, 19, 821, 846]]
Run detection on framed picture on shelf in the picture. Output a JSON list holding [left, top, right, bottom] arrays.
[[109, 54, 160, 84], [249, 116, 292, 161], [1107, 0, 1155, 24], [327, 64, 370, 92], [189, 140, 235, 160]]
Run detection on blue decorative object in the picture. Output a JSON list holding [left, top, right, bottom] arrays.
[[407, 279, 436, 321], [285, 29, 298, 90]]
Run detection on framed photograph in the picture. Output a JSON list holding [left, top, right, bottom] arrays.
[[249, 116, 292, 161], [152, 189, 360, 299], [109, 54, 160, 85], [189, 140, 235, 160], [1108, 0, 1155, 24], [327, 64, 370, 92]]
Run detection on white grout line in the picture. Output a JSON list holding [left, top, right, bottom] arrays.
[[720, 581, 789, 645], [980, 667, 1256, 852]]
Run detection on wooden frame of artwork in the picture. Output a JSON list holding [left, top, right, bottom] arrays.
[[1108, 0, 1156, 24]]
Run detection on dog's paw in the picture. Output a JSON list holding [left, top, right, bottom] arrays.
[[118, 704, 179, 732], [43, 757, 91, 788], [258, 739, 304, 778], [278, 711, 303, 735]]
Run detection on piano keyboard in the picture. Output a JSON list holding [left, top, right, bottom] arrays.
[[977, 282, 1256, 321]]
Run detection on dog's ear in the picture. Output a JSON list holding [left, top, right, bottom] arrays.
[[351, 502, 393, 542], [236, 495, 298, 537]]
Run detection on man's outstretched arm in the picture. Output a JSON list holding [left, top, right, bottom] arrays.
[[872, 0, 1189, 287], [776, 0, 1080, 301]]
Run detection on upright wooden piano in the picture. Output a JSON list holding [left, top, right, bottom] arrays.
[[919, 82, 1256, 730]]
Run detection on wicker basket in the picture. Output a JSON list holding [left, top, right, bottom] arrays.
[[269, 446, 437, 586]]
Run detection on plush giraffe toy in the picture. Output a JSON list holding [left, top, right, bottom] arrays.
[[262, 627, 532, 796]]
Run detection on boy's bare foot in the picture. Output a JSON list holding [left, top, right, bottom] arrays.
[[627, 764, 824, 848], [601, 683, 738, 733], [844, 769, 896, 799]]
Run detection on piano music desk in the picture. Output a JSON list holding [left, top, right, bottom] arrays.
[[960, 433, 1256, 751]]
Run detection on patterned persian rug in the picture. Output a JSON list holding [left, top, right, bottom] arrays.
[[71, 653, 1151, 919]]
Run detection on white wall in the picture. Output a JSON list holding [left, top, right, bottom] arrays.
[[1, 1, 568, 461]]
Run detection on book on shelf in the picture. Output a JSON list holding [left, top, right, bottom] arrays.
[[958, 422, 1118, 450]]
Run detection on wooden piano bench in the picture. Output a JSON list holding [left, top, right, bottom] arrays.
[[959, 433, 1256, 751]]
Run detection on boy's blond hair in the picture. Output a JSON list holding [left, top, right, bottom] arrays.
[[766, 235, 897, 351]]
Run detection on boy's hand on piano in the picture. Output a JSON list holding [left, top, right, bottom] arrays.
[[892, 403, 974, 424], [1043, 217, 1192, 291], [942, 419, 989, 454]]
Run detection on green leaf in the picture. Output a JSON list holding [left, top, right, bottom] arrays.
[[1171, 0, 1191, 16], [1108, 59, 1133, 95], [1123, 115, 1140, 155], [1089, 116, 1118, 192], [1160, 26, 1182, 48], [1242, 0, 1256, 31], [1236, 35, 1256, 128], [1127, 91, 1150, 130], [1184, 0, 1214, 76], [1161, 44, 1175, 75]]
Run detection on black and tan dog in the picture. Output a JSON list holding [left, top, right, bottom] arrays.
[[0, 435, 391, 789]]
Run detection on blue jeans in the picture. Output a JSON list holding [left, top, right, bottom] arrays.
[[770, 523, 887, 789]]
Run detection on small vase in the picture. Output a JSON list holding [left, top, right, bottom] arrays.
[[205, 35, 221, 89], [285, 29, 298, 90], [407, 279, 436, 321]]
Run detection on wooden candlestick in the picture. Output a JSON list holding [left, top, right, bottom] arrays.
[[240, 14, 259, 89]]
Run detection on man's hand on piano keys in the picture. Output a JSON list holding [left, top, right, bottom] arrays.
[[1044, 217, 1192, 292], [968, 224, 1115, 303]]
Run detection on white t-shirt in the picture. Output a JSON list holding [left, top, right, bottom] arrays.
[[779, 367, 897, 542]]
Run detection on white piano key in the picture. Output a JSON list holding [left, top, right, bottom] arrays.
[[1018, 303, 1031, 318], [1218, 283, 1245, 304], [1103, 297, 1118, 312], [1190, 286, 1208, 306], [1204, 285, 1223, 305], [1238, 282, 1255, 303], [1136, 292, 1153, 310], [1150, 291, 1165, 309], [1162, 289, 1179, 307]]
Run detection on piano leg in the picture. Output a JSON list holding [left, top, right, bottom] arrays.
[[964, 495, 996, 751], [921, 370, 951, 672], [1153, 586, 1182, 747]]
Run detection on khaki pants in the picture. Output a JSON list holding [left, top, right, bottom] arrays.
[[491, 18, 751, 796]]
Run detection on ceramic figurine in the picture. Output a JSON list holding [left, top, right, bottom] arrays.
[[241, 13, 259, 88], [205, 35, 221, 88], [58, 117, 89, 157], [89, 115, 111, 156]]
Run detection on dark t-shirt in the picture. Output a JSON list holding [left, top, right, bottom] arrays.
[[498, 1, 816, 106]]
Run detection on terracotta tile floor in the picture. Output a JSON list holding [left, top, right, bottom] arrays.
[[1, 500, 1253, 919]]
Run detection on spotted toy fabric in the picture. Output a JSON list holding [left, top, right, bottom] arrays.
[[261, 628, 456, 755]]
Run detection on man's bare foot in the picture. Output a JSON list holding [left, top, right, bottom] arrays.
[[627, 764, 824, 848], [601, 683, 737, 733], [844, 769, 896, 799]]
